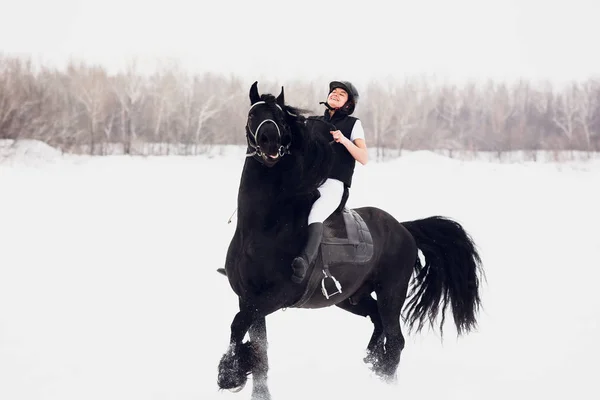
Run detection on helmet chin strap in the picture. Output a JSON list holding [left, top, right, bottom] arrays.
[[319, 101, 336, 111]]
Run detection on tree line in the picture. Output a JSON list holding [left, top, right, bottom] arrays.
[[1, 56, 599, 159]]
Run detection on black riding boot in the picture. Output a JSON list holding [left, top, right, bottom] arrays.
[[291, 222, 324, 283]]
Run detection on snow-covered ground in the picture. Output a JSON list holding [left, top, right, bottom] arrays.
[[1, 140, 599, 400]]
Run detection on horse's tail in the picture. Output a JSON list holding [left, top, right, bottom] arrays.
[[401, 216, 483, 337]]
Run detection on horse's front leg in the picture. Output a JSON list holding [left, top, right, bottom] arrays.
[[217, 303, 274, 399], [248, 317, 271, 400], [217, 307, 255, 392], [218, 284, 290, 398]]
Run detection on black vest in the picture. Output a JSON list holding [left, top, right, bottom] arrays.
[[317, 110, 358, 188]]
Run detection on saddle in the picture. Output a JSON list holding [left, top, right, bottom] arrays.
[[320, 207, 374, 265], [291, 208, 374, 307]]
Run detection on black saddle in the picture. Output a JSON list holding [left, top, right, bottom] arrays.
[[291, 208, 374, 307], [320, 207, 374, 265], [216, 208, 374, 306]]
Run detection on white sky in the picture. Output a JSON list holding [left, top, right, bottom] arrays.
[[1, 0, 599, 86]]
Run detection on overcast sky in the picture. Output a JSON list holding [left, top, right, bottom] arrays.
[[1, 0, 598, 86]]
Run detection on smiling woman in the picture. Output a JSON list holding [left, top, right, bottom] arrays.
[[291, 80, 368, 282]]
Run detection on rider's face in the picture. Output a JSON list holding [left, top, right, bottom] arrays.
[[328, 88, 348, 109]]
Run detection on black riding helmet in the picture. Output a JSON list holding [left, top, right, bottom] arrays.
[[328, 80, 359, 115]]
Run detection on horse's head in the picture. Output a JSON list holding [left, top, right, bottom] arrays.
[[245, 81, 294, 168]]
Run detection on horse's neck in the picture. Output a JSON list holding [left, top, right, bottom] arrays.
[[237, 159, 293, 230]]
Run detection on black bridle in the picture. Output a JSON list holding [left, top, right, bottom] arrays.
[[245, 101, 292, 159], [245, 103, 339, 161]]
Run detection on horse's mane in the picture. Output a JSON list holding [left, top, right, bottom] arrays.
[[263, 94, 334, 202], [256, 94, 334, 201]]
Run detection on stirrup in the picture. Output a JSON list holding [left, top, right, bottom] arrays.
[[321, 269, 342, 299]]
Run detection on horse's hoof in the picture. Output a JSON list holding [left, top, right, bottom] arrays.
[[228, 382, 246, 393]]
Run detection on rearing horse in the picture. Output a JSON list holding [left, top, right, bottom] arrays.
[[217, 82, 483, 400]]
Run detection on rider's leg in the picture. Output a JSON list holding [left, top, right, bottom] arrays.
[[291, 178, 344, 283]]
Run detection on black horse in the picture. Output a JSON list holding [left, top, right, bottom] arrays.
[[217, 82, 483, 400]]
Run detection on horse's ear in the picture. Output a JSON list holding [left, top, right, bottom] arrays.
[[250, 81, 260, 105], [276, 86, 285, 107]]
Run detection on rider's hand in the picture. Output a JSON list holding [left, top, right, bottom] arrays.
[[330, 130, 347, 144]]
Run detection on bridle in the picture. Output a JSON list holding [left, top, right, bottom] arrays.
[[245, 101, 292, 159]]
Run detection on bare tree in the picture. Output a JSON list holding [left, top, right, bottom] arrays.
[[552, 83, 578, 149], [433, 83, 464, 155], [177, 73, 230, 153], [486, 81, 516, 156], [69, 62, 112, 154], [112, 62, 145, 154], [388, 80, 421, 155], [360, 81, 398, 161], [575, 80, 600, 151], [459, 82, 487, 152], [0, 58, 17, 138]]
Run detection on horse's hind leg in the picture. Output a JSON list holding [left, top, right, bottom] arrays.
[[374, 278, 412, 383], [248, 317, 271, 400], [335, 295, 384, 366]]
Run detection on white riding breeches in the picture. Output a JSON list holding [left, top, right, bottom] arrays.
[[308, 178, 345, 225]]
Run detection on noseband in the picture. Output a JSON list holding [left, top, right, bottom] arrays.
[[245, 101, 291, 159]]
